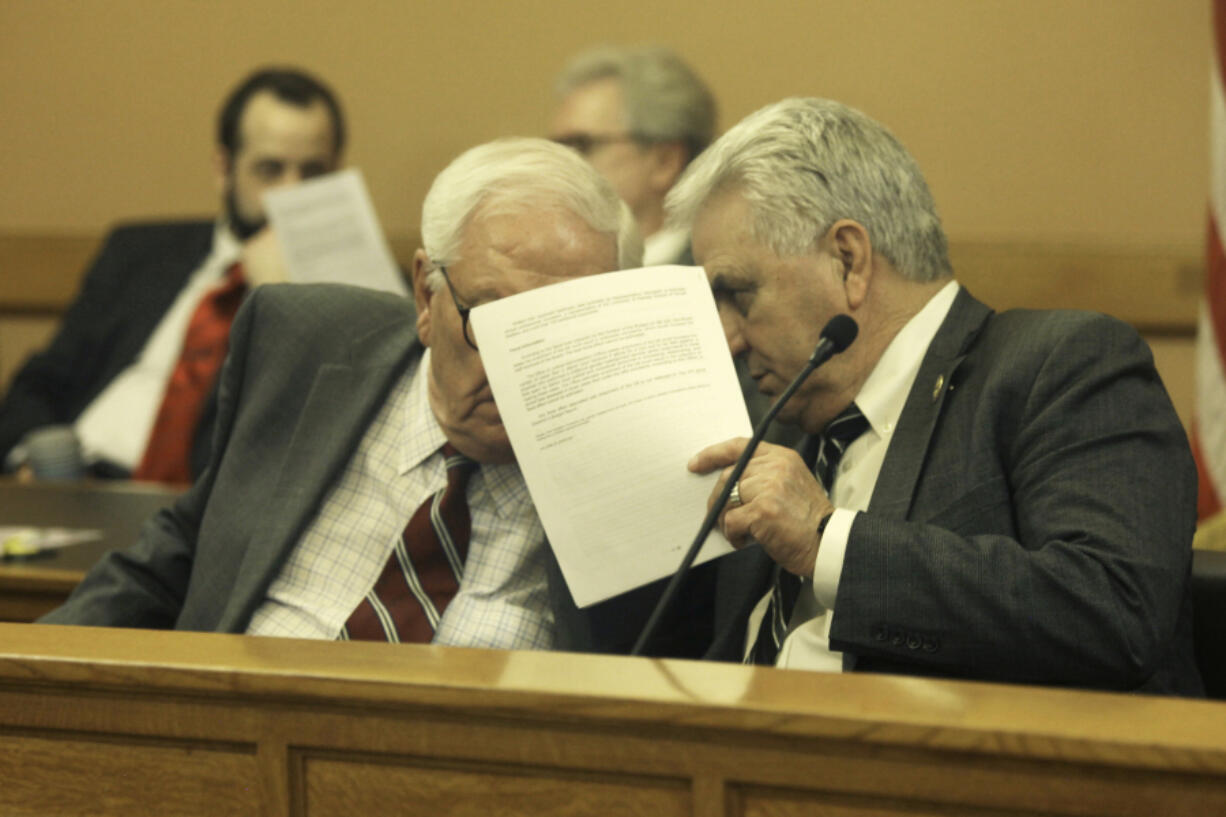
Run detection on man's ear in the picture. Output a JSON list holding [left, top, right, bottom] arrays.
[[411, 248, 435, 347], [647, 141, 689, 195], [825, 219, 873, 310], [212, 147, 232, 197]]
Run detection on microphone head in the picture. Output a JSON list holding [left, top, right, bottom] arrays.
[[821, 314, 858, 353]]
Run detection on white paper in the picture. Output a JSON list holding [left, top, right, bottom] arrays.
[[0, 527, 102, 556], [472, 266, 751, 607], [263, 168, 408, 296]]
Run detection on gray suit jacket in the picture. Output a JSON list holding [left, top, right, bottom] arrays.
[[41, 284, 711, 657], [706, 288, 1203, 695]]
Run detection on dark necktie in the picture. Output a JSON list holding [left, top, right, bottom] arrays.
[[747, 402, 869, 665], [342, 445, 478, 642], [133, 261, 247, 484]]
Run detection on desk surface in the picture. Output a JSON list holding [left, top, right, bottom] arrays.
[[2, 623, 1225, 816], [0, 478, 182, 619]]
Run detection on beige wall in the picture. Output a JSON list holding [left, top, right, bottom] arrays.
[[0, 0, 1210, 251]]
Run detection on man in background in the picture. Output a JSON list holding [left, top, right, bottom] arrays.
[[550, 45, 715, 266], [0, 66, 344, 482], [674, 97, 1203, 694]]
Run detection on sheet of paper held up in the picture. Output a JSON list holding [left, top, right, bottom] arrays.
[[263, 168, 408, 296], [472, 266, 752, 607]]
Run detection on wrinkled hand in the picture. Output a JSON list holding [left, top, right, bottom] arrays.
[[688, 437, 833, 577], [239, 228, 289, 287]]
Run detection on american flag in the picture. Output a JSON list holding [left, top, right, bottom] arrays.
[[1195, 0, 1226, 520]]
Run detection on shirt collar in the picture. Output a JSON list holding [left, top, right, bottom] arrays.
[[853, 280, 960, 440], [212, 219, 244, 268], [399, 348, 531, 520]]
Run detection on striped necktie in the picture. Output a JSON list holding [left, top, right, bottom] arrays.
[[747, 402, 869, 665], [342, 444, 478, 642]]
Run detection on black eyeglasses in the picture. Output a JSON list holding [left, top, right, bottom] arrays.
[[551, 132, 645, 157], [437, 265, 479, 351]]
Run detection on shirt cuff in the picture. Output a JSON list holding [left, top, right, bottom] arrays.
[[812, 508, 855, 609]]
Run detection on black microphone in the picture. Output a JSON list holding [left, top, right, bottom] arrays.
[[630, 314, 859, 656]]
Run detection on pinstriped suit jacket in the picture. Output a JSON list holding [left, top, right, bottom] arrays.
[[705, 287, 1203, 695]]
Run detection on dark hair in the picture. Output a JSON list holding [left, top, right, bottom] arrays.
[[216, 67, 345, 157]]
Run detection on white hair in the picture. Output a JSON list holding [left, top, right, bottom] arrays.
[[555, 45, 716, 162], [421, 137, 641, 287], [666, 98, 952, 283]]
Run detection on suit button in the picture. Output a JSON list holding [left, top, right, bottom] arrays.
[[906, 635, 922, 650], [922, 637, 939, 653], [871, 624, 888, 642], [890, 629, 905, 647]]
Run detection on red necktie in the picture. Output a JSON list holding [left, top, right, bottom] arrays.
[[343, 445, 478, 642], [132, 261, 247, 484]]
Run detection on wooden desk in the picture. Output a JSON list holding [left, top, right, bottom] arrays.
[[0, 479, 181, 621], [0, 625, 1223, 816]]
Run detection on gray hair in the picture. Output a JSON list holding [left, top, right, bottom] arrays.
[[421, 137, 641, 285], [556, 45, 717, 162], [666, 98, 952, 283]]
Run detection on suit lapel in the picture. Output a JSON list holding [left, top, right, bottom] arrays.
[[866, 288, 992, 520], [841, 288, 991, 671], [217, 324, 422, 632]]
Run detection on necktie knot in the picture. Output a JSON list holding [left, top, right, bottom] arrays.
[[814, 402, 868, 491], [440, 443, 478, 490]]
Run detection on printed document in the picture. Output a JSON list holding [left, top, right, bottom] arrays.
[[472, 266, 750, 607], [263, 168, 407, 296]]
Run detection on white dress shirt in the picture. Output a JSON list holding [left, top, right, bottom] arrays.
[[74, 222, 241, 468], [642, 226, 690, 267], [743, 281, 961, 670], [246, 349, 555, 649]]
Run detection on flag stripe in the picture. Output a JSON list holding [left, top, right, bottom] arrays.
[[1199, 0, 1226, 520]]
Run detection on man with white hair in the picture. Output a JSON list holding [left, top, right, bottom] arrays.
[[674, 98, 1203, 694], [550, 45, 715, 266], [41, 138, 699, 656]]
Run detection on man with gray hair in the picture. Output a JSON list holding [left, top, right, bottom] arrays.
[[675, 98, 1203, 694], [40, 138, 696, 657], [551, 45, 715, 266]]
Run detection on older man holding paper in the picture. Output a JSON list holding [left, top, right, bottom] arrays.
[[39, 138, 710, 658], [672, 98, 1202, 694]]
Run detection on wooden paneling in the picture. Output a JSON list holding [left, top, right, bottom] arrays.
[[0, 625, 1224, 816], [0, 314, 58, 391], [0, 232, 1203, 332], [0, 234, 102, 313], [302, 754, 690, 817], [0, 233, 1203, 432], [0, 733, 259, 816]]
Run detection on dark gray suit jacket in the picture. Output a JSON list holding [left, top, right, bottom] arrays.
[[41, 283, 710, 657], [707, 288, 1203, 695], [0, 220, 219, 477]]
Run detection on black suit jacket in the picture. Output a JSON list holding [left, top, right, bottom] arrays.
[[0, 220, 218, 476], [707, 288, 1203, 696], [40, 283, 710, 657]]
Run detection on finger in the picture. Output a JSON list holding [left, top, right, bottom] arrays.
[[720, 504, 752, 549], [688, 437, 751, 474]]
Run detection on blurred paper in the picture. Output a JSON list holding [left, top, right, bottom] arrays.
[[473, 266, 750, 607], [0, 526, 102, 557], [263, 168, 408, 296]]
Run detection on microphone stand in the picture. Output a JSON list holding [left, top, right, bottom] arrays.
[[629, 336, 842, 657]]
